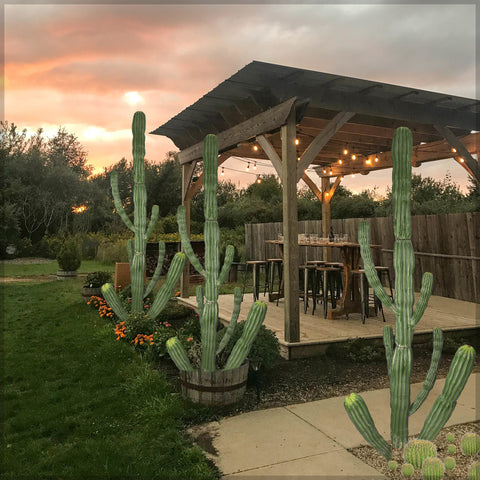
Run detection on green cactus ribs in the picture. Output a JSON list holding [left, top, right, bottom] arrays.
[[172, 133, 267, 375], [403, 439, 436, 470], [102, 111, 185, 322]]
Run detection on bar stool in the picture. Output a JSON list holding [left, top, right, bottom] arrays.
[[316, 265, 341, 318], [242, 260, 267, 301], [266, 258, 283, 297], [324, 262, 344, 299], [375, 266, 394, 300], [350, 269, 386, 324], [299, 264, 318, 314]]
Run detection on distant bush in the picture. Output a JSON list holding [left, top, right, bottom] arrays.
[[328, 338, 384, 363], [56, 238, 82, 271]]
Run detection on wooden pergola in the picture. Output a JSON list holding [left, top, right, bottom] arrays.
[[151, 61, 479, 344]]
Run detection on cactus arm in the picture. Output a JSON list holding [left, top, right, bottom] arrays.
[[410, 272, 433, 327], [344, 393, 392, 460], [217, 245, 234, 286], [177, 205, 206, 276], [143, 241, 166, 299], [224, 301, 267, 370], [148, 253, 186, 319], [110, 170, 134, 232], [126, 239, 134, 269], [145, 204, 159, 240], [195, 285, 204, 324], [409, 328, 443, 416], [418, 345, 476, 441], [216, 287, 242, 355], [166, 337, 194, 371], [383, 326, 394, 379], [101, 283, 129, 322], [358, 221, 398, 314]]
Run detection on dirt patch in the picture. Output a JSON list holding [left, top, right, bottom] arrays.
[[0, 257, 53, 264], [0, 275, 57, 283]]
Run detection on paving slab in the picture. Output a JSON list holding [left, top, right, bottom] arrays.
[[224, 449, 385, 479], [189, 407, 342, 475], [285, 373, 479, 449]]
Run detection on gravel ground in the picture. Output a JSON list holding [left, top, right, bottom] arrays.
[[351, 422, 480, 479]]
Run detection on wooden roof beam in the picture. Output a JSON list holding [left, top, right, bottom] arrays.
[[296, 111, 355, 181], [177, 97, 299, 165], [434, 125, 480, 182]]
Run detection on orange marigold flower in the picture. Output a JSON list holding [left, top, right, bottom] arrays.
[[187, 337, 193, 342]]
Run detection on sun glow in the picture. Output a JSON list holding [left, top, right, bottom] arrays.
[[124, 91, 143, 106]]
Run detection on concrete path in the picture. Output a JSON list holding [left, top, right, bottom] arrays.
[[189, 373, 478, 479]]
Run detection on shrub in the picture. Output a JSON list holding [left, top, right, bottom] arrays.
[[56, 238, 81, 271], [219, 321, 280, 371], [84, 271, 112, 288], [328, 338, 384, 363]]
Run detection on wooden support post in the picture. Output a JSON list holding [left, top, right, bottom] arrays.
[[281, 107, 300, 343], [180, 163, 192, 298], [322, 177, 332, 262]]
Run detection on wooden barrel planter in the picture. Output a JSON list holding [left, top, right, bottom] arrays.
[[81, 286, 103, 303], [179, 361, 249, 405]]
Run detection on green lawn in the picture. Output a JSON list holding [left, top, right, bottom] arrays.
[[0, 259, 115, 277], [2, 279, 220, 479]]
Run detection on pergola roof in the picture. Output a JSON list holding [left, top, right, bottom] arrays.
[[152, 60, 479, 179]]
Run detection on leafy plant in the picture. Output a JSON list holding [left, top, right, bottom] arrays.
[[56, 237, 81, 271], [84, 271, 112, 288]]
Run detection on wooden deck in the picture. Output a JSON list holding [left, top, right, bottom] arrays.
[[178, 291, 479, 359]]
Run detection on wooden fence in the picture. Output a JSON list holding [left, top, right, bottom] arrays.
[[245, 212, 480, 303]]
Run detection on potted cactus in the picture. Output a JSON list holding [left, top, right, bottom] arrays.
[[101, 112, 186, 323], [166, 134, 267, 405], [344, 127, 476, 459], [56, 238, 82, 278]]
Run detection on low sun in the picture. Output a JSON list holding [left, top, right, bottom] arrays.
[[124, 91, 143, 106]]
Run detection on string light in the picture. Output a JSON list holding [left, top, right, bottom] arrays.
[[221, 167, 225, 176], [256, 175, 262, 184], [351, 154, 356, 160], [343, 148, 348, 155], [297, 156, 301, 161], [253, 145, 258, 151], [338, 159, 343, 165], [375, 157, 379, 163], [352, 174, 356, 178], [253, 161, 257, 170], [452, 148, 457, 153], [329, 170, 333, 175], [340, 176, 344, 180], [323, 169, 327, 174], [459, 157, 465, 163], [295, 138, 300, 145], [246, 162, 250, 172], [365, 159, 371, 165]]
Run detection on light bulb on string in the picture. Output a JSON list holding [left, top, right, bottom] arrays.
[[343, 147, 348, 155], [253, 145, 258, 152], [375, 157, 379, 163], [295, 138, 300, 145], [338, 159, 343, 165], [246, 162, 250, 172], [221, 167, 225, 176], [256, 175, 262, 184], [351, 154, 356, 160]]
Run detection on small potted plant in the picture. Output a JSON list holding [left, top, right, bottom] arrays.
[[56, 238, 82, 279], [82, 271, 112, 303]]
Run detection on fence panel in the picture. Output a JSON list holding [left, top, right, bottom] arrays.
[[245, 212, 480, 303]]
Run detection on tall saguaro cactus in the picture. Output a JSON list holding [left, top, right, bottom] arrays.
[[102, 111, 186, 321], [167, 134, 267, 372], [344, 127, 475, 458]]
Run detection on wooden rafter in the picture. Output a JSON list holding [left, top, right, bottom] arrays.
[[434, 125, 480, 182], [256, 134, 282, 178], [177, 97, 298, 164], [296, 111, 355, 181]]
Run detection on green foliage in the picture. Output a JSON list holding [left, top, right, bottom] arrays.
[[56, 237, 82, 271], [84, 271, 112, 288], [448, 444, 456, 454], [446, 432, 455, 442], [388, 460, 398, 470], [219, 321, 280, 371], [328, 338, 384, 363]]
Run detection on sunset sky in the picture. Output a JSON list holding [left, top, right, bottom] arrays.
[[4, 2, 477, 196]]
